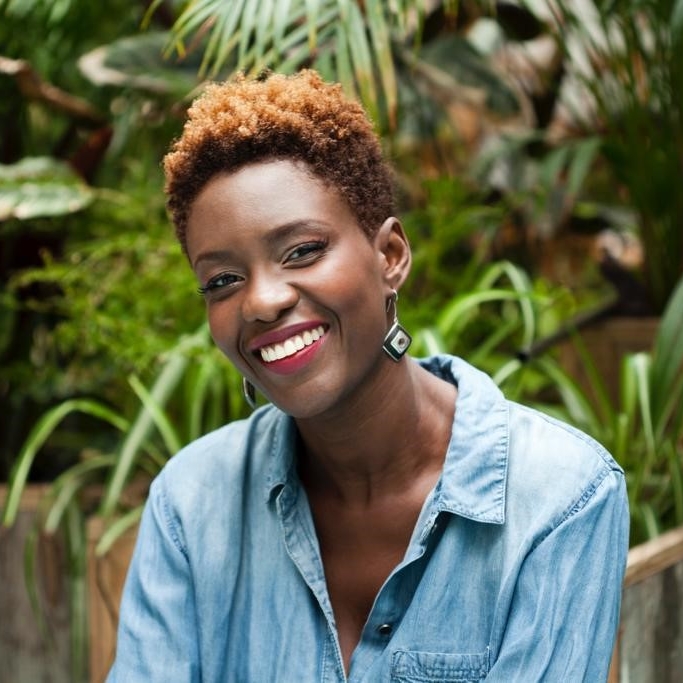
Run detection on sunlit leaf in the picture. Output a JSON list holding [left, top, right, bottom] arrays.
[[0, 157, 93, 220]]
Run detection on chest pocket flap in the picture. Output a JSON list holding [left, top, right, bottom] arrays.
[[391, 648, 490, 682]]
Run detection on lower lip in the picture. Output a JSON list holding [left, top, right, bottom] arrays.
[[257, 334, 327, 375]]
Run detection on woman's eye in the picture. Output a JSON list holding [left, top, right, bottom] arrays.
[[285, 241, 327, 263], [198, 272, 241, 296]]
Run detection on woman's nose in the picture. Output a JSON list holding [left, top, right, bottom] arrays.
[[241, 273, 298, 323]]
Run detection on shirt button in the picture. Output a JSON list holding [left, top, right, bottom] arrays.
[[377, 623, 393, 636]]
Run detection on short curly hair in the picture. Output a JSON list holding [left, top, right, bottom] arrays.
[[164, 69, 396, 253]]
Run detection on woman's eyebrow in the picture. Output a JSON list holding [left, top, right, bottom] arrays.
[[266, 219, 327, 245], [192, 220, 327, 269]]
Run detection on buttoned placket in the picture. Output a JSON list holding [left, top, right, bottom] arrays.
[[349, 511, 445, 682], [277, 472, 446, 683]]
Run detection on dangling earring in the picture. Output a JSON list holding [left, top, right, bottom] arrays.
[[242, 377, 257, 409], [382, 289, 412, 361]]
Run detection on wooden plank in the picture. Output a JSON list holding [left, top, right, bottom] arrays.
[[0, 485, 71, 683], [624, 525, 683, 587], [87, 516, 137, 683], [617, 561, 683, 681]]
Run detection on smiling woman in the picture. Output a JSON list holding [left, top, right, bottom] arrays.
[[107, 70, 629, 683]]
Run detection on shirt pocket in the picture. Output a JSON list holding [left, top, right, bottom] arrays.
[[390, 648, 490, 682]]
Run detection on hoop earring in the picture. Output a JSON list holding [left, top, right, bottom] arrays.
[[382, 290, 412, 361], [242, 377, 257, 409]]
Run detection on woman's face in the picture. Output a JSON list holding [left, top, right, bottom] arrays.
[[185, 159, 409, 419]]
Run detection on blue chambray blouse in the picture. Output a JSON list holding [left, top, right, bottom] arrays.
[[108, 355, 629, 682]]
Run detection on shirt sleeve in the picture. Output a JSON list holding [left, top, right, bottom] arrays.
[[486, 467, 629, 682], [107, 476, 201, 682]]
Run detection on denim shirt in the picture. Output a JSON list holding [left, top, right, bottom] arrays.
[[108, 355, 629, 682]]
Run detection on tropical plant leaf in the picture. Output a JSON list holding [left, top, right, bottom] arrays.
[[99, 326, 210, 516], [0, 157, 94, 220], [650, 275, 683, 433], [78, 31, 202, 96], [95, 505, 144, 556], [43, 455, 116, 534], [1, 400, 128, 527]]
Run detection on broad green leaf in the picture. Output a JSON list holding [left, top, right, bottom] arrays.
[[0, 157, 93, 220], [78, 32, 201, 95]]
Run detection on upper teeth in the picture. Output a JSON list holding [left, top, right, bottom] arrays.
[[259, 325, 326, 362]]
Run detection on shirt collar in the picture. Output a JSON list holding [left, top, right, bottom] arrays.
[[265, 355, 509, 525], [421, 355, 508, 525]]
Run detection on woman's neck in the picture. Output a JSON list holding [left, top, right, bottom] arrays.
[[295, 358, 457, 506]]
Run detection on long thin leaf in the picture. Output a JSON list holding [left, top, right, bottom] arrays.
[[411, 326, 446, 356], [100, 348, 191, 516], [331, 17, 357, 98], [128, 374, 183, 456], [206, 0, 246, 77], [95, 506, 144, 557], [65, 501, 88, 683], [238, 0, 261, 66], [273, 0, 294, 50], [303, 0, 320, 51], [651, 276, 683, 430], [437, 289, 529, 339], [254, 0, 276, 63], [365, 0, 398, 127], [172, 0, 223, 45], [2, 400, 128, 526], [346, 1, 378, 122], [566, 137, 601, 196], [43, 455, 116, 534]]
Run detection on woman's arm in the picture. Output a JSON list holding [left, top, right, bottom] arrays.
[[107, 478, 201, 682], [488, 468, 629, 682]]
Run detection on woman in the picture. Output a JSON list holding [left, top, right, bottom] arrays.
[[108, 70, 628, 682]]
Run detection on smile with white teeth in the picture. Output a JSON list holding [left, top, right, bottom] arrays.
[[259, 325, 326, 363]]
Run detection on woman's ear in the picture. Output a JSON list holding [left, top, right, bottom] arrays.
[[374, 217, 412, 291]]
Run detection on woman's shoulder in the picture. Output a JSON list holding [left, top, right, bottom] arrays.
[[504, 400, 626, 530], [155, 403, 290, 497], [507, 400, 622, 476]]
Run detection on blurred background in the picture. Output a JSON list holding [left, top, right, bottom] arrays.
[[1, 1, 682, 681]]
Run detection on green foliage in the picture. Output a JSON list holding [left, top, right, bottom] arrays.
[[3, 5, 683, 671], [5, 179, 200, 405], [1, 325, 250, 682], [0, 157, 94, 220], [540, 276, 683, 545], [545, 0, 683, 312], [153, 0, 417, 127]]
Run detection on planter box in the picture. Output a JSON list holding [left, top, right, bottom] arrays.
[[0, 485, 71, 683], [609, 526, 683, 682], [86, 516, 137, 683]]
